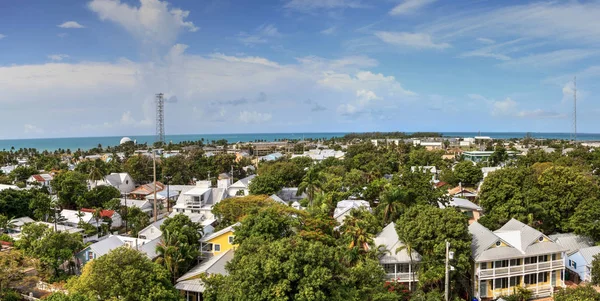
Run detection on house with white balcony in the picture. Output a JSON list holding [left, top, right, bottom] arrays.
[[373, 222, 420, 290], [171, 180, 229, 234], [469, 219, 567, 300]]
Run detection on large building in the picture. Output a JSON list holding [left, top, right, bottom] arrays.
[[463, 151, 517, 163], [469, 219, 566, 300]]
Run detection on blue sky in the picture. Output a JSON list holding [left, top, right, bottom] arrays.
[[1, 0, 599, 139]]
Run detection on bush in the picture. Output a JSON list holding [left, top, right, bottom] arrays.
[[0, 233, 14, 243]]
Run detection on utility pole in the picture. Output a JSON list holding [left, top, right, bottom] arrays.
[[445, 240, 450, 301], [153, 150, 157, 223]]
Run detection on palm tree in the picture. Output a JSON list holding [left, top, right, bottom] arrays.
[[379, 187, 409, 224], [156, 230, 197, 283], [92, 207, 102, 235], [297, 167, 324, 207], [0, 215, 17, 233], [88, 159, 105, 187]]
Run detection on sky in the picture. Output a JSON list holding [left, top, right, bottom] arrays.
[[1, 0, 599, 139]]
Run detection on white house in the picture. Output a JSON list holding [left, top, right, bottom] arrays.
[[27, 174, 53, 191], [76, 235, 160, 266], [59, 209, 102, 228], [373, 222, 421, 289], [333, 200, 371, 224], [171, 181, 228, 234], [227, 175, 255, 197], [549, 233, 595, 283], [89, 172, 135, 193], [80, 208, 123, 229], [138, 218, 168, 241]]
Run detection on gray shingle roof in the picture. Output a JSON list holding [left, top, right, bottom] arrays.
[[495, 218, 544, 252], [549, 233, 594, 255]]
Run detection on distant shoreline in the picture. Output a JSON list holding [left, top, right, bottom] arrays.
[[1, 132, 599, 152]]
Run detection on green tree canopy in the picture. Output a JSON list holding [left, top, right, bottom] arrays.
[[554, 285, 600, 301], [160, 214, 203, 247], [81, 185, 121, 209], [0, 188, 34, 218], [67, 247, 181, 301], [395, 205, 471, 295], [249, 174, 285, 195], [452, 161, 483, 186], [211, 195, 276, 228], [51, 171, 88, 209]]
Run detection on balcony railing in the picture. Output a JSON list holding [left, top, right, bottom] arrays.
[[385, 272, 418, 282], [490, 285, 553, 298], [478, 260, 564, 279]]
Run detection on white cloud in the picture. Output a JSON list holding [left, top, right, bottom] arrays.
[[238, 24, 282, 46], [492, 98, 517, 116], [57, 21, 86, 28], [284, 0, 364, 11], [24, 124, 44, 135], [477, 38, 495, 44], [0, 34, 6, 40], [47, 54, 70, 61], [320, 26, 337, 35], [239, 111, 272, 123], [516, 109, 566, 119], [389, 0, 437, 16], [0, 43, 418, 137], [425, 1, 600, 46], [356, 89, 380, 105], [374, 31, 450, 50], [88, 0, 198, 45], [498, 49, 597, 69]]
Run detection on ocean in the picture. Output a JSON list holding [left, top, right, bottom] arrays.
[[0, 132, 596, 152]]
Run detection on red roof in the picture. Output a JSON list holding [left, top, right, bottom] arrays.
[[32, 174, 45, 182], [80, 208, 116, 218]]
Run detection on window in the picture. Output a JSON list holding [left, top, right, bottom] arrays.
[[88, 252, 94, 260], [510, 276, 520, 287], [525, 256, 538, 264], [494, 278, 508, 289], [480, 262, 488, 270], [538, 236, 544, 242], [524, 274, 538, 285], [573, 261, 577, 269], [494, 260, 508, 268], [228, 236, 235, 244], [214, 244, 221, 252], [383, 264, 396, 273], [552, 253, 557, 261], [510, 259, 522, 266], [568, 259, 572, 267], [538, 272, 548, 283], [495, 241, 501, 247], [539, 255, 549, 262]]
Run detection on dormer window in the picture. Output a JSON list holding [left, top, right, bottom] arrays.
[[538, 236, 544, 242]]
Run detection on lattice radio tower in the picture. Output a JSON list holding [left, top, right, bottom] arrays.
[[156, 93, 165, 145], [571, 77, 577, 143]]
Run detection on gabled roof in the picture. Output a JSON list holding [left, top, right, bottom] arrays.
[[201, 223, 239, 242], [80, 208, 116, 218], [177, 249, 234, 282], [130, 182, 165, 195], [138, 217, 168, 235], [577, 246, 600, 265], [230, 175, 255, 188], [549, 233, 595, 256], [440, 197, 482, 211], [469, 219, 567, 262], [10, 216, 35, 227], [374, 223, 421, 263], [269, 194, 287, 205], [333, 200, 370, 219], [495, 218, 544, 253]]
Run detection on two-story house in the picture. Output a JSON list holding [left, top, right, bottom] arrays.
[[200, 223, 238, 257], [469, 219, 567, 300], [171, 180, 228, 234], [373, 222, 421, 290]]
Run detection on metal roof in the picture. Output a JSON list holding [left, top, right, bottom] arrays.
[[178, 249, 233, 282], [549, 233, 595, 255], [201, 223, 239, 242], [439, 198, 482, 211], [175, 280, 205, 293], [576, 246, 600, 265], [374, 222, 421, 264], [469, 222, 501, 260]]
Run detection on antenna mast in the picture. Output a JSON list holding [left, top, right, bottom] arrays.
[[572, 77, 577, 142], [156, 93, 165, 145]]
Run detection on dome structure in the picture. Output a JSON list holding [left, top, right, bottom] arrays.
[[120, 137, 132, 145]]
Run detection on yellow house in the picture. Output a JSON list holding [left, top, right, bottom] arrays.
[[469, 219, 567, 300], [200, 222, 239, 256]]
